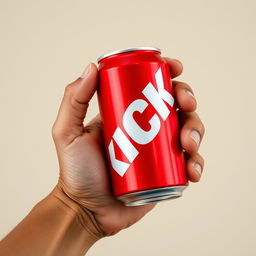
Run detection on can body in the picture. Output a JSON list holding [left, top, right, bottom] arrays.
[[97, 47, 188, 206]]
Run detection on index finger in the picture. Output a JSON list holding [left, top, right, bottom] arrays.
[[163, 57, 183, 78]]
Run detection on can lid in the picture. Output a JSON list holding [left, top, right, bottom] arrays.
[[97, 47, 161, 63]]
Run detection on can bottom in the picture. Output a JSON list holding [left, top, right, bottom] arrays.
[[117, 186, 188, 207]]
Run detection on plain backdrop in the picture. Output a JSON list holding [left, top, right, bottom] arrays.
[[0, 0, 255, 255]]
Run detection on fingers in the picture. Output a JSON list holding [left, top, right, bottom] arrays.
[[52, 63, 98, 145], [178, 111, 205, 182], [180, 111, 205, 154], [173, 81, 197, 112], [164, 59, 197, 112], [185, 152, 204, 182], [163, 57, 183, 78], [171, 78, 204, 182]]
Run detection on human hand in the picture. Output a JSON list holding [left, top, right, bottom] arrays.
[[51, 58, 205, 238]]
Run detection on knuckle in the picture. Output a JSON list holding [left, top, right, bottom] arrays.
[[51, 123, 63, 140], [192, 114, 205, 136], [51, 123, 58, 139], [64, 83, 74, 95], [175, 81, 193, 93], [197, 153, 204, 167], [190, 153, 204, 167], [201, 157, 205, 167], [198, 120, 205, 136], [183, 84, 193, 94], [196, 154, 204, 170], [201, 122, 206, 135]]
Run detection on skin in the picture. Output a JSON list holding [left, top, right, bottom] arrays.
[[0, 58, 205, 256], [52, 57, 205, 235]]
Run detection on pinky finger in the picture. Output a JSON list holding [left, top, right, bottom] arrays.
[[186, 153, 204, 182]]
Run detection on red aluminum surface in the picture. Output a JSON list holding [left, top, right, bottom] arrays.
[[97, 49, 188, 197]]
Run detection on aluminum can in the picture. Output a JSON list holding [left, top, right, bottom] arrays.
[[97, 47, 188, 206]]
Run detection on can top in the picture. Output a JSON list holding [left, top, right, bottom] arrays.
[[97, 47, 161, 63]]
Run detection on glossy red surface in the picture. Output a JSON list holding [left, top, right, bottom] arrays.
[[98, 50, 188, 197]]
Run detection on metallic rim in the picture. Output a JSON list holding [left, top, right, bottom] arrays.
[[97, 47, 161, 63], [117, 186, 187, 207]]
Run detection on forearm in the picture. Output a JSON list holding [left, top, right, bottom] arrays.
[[0, 187, 102, 256]]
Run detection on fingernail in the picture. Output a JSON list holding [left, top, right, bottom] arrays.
[[194, 162, 202, 175], [80, 63, 91, 78], [185, 89, 195, 98], [190, 130, 201, 146]]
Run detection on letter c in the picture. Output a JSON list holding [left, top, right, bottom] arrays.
[[123, 99, 161, 144]]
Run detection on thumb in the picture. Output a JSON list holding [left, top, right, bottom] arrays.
[[52, 63, 98, 145]]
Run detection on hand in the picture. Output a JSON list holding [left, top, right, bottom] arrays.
[[51, 58, 205, 238]]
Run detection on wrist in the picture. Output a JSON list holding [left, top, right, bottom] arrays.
[[51, 184, 104, 240], [1, 185, 103, 256]]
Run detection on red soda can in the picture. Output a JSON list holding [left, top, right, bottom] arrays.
[[97, 47, 188, 206]]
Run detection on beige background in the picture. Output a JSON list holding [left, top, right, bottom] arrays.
[[0, 0, 255, 255]]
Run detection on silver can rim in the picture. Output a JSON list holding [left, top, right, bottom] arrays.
[[117, 185, 187, 206], [97, 46, 161, 63]]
